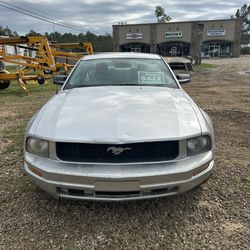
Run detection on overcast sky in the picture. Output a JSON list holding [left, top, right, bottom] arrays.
[[0, 0, 247, 35]]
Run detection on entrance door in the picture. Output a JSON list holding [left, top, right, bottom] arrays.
[[170, 46, 177, 56], [131, 47, 141, 52], [209, 45, 220, 57]]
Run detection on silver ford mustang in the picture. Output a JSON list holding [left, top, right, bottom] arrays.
[[24, 53, 214, 201]]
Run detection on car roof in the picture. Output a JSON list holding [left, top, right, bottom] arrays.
[[82, 52, 162, 60]]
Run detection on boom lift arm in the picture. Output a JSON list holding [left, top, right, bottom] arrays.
[[0, 35, 94, 95], [0, 36, 56, 71]]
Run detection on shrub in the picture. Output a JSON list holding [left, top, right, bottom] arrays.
[[241, 47, 250, 55]]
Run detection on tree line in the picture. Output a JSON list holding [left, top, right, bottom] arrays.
[[0, 26, 113, 52], [0, 25, 18, 37]]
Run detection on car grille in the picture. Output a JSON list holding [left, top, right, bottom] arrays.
[[56, 141, 179, 163]]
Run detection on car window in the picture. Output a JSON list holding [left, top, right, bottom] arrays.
[[64, 58, 178, 89]]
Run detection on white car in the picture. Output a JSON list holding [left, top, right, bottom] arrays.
[[24, 53, 214, 201]]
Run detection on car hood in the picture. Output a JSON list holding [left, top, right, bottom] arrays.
[[32, 86, 202, 143]]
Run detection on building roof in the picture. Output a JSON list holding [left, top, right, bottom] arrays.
[[113, 18, 237, 27]]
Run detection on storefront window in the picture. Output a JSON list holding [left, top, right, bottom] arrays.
[[157, 42, 190, 57], [202, 42, 232, 57], [120, 43, 150, 53]]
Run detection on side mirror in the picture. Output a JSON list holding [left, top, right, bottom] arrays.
[[176, 74, 191, 84], [53, 75, 67, 86]]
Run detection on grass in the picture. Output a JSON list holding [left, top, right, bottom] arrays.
[[0, 81, 55, 157], [197, 63, 216, 70], [0, 81, 55, 199], [0, 79, 56, 98], [5, 65, 18, 71]]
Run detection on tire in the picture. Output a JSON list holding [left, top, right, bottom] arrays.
[[0, 80, 10, 90], [37, 75, 45, 85]]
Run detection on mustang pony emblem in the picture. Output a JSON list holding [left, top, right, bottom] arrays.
[[107, 146, 132, 155]]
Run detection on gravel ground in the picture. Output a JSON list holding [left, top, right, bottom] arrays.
[[0, 57, 249, 249]]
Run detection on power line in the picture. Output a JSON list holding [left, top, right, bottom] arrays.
[[0, 2, 83, 31], [0, 1, 85, 32], [0, 0, 82, 29]]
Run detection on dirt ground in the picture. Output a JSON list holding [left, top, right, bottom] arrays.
[[0, 56, 249, 249]]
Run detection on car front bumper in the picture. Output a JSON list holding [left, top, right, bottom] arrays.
[[24, 151, 214, 201]]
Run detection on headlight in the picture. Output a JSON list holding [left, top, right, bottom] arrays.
[[26, 137, 49, 158], [187, 135, 211, 156]]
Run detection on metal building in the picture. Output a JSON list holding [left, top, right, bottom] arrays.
[[113, 19, 241, 58]]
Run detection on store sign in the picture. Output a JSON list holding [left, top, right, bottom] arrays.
[[165, 31, 183, 38], [126, 33, 143, 40], [207, 29, 226, 37]]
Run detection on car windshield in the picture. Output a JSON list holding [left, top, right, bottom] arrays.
[[64, 58, 178, 89]]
